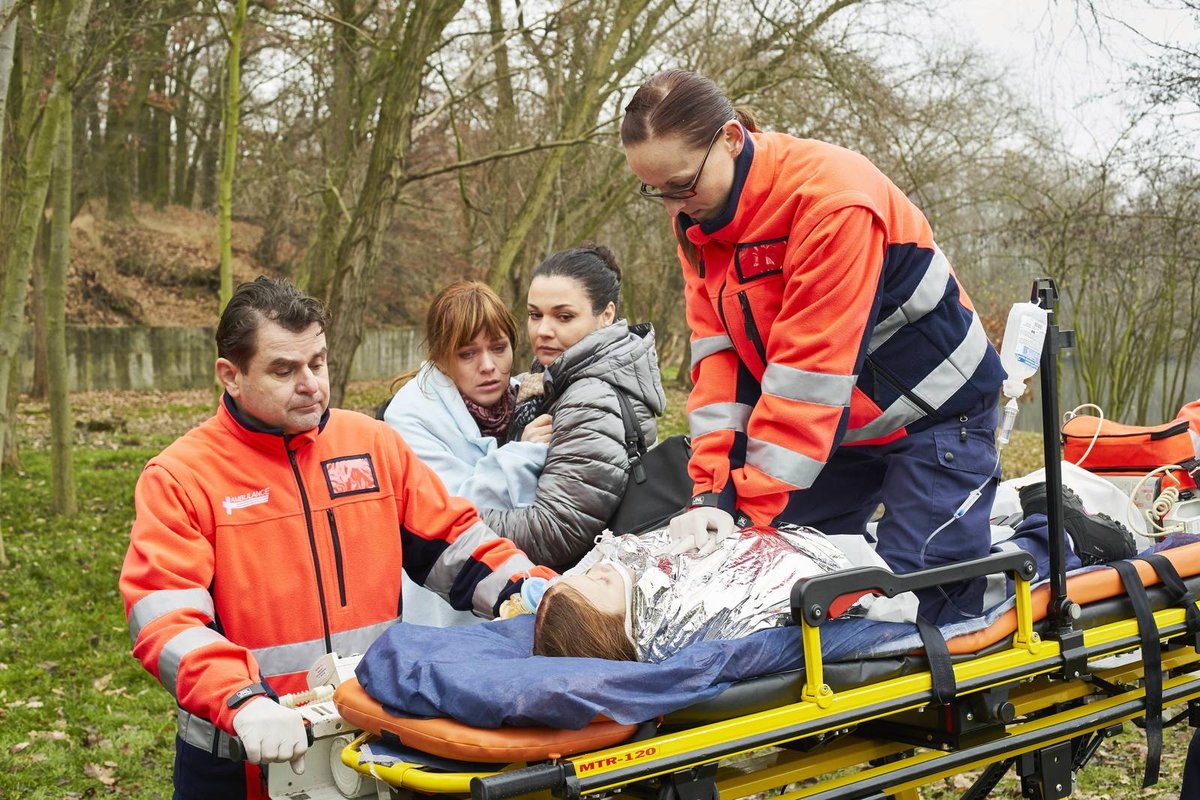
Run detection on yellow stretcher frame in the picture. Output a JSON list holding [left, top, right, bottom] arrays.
[[338, 584, 1200, 799]]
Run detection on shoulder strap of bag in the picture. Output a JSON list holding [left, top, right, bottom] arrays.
[[613, 388, 648, 484]]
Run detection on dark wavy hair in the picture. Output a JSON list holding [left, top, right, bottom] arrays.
[[216, 277, 329, 372]]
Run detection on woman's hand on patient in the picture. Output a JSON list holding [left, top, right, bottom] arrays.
[[665, 507, 737, 556], [521, 413, 554, 444]]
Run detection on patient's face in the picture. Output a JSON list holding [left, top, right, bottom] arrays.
[[557, 562, 626, 615]]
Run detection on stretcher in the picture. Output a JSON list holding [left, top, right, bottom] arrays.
[[305, 539, 1199, 800], [266, 279, 1200, 799]]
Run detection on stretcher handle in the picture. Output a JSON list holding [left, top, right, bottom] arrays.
[[227, 723, 315, 763], [471, 762, 574, 800], [792, 550, 1037, 627]]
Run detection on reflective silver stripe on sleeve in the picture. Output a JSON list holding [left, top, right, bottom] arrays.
[[688, 402, 753, 439], [761, 363, 855, 407], [869, 245, 951, 353], [251, 619, 398, 677], [129, 589, 215, 643], [845, 314, 990, 443], [745, 436, 827, 490], [473, 568, 521, 618], [177, 708, 240, 760], [913, 313, 990, 408], [690, 335, 735, 371], [842, 394, 924, 443], [423, 520, 496, 603], [158, 627, 228, 699]]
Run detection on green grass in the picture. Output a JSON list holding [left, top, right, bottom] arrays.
[[1, 447, 175, 799], [0, 386, 1187, 798]]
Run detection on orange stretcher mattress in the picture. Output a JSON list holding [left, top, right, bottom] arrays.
[[333, 680, 639, 762]]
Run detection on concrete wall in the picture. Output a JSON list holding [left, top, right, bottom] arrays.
[[18, 326, 422, 392]]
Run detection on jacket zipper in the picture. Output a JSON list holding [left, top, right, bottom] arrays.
[[326, 508, 348, 607], [866, 354, 938, 418], [736, 291, 768, 367], [287, 443, 333, 653]]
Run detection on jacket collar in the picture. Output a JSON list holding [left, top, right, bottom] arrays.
[[219, 392, 327, 454], [681, 128, 757, 247]]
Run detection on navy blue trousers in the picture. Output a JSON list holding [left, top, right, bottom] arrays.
[[174, 736, 258, 800], [778, 395, 1000, 624], [1182, 727, 1200, 799]]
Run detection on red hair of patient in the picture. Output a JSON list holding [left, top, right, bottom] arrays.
[[533, 583, 637, 661]]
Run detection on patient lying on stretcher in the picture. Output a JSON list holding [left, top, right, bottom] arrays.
[[529, 525, 889, 663], [529, 487, 1142, 664]]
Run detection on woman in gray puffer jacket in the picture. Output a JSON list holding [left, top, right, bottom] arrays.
[[483, 244, 666, 571]]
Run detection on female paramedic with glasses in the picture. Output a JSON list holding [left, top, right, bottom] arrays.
[[621, 69, 1007, 625]]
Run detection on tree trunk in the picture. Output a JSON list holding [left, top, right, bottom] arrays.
[[29, 219, 49, 399], [215, 0, 248, 401], [197, 95, 219, 211], [2, 358, 18, 472], [102, 49, 135, 218], [0, 0, 93, 569], [47, 85, 76, 514], [296, 0, 361, 298], [171, 61, 195, 206], [323, 0, 467, 407], [0, 0, 16, 172], [217, 0, 248, 314], [186, 90, 218, 209]]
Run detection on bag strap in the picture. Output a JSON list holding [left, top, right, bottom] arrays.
[[1110, 558, 1163, 787], [612, 388, 648, 484], [1141, 552, 1200, 651], [915, 615, 956, 705]]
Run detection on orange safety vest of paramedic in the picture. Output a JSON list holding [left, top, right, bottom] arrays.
[[679, 130, 1005, 525]]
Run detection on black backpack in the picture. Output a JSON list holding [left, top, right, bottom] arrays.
[[608, 389, 693, 536]]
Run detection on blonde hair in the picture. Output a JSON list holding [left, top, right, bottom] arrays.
[[391, 281, 519, 392], [532, 584, 637, 661]]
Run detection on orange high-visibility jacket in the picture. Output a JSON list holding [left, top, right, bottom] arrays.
[[680, 131, 1004, 524], [120, 398, 552, 738]]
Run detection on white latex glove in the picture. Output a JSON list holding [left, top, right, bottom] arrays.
[[521, 413, 554, 444], [665, 507, 737, 556], [232, 696, 308, 774]]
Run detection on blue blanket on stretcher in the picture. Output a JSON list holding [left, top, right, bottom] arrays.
[[356, 534, 1196, 731], [358, 614, 919, 730]]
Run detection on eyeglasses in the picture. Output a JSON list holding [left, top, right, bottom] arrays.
[[637, 121, 731, 200]]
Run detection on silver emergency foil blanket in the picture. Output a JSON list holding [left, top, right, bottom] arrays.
[[568, 525, 861, 662]]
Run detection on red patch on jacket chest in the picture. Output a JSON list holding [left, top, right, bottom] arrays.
[[322, 454, 379, 497], [734, 237, 787, 283]]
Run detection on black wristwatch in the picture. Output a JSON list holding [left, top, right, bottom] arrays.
[[226, 682, 269, 709]]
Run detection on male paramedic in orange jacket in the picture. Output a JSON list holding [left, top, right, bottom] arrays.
[[119, 277, 554, 799]]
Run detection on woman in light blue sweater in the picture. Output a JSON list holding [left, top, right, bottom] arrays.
[[383, 281, 553, 626]]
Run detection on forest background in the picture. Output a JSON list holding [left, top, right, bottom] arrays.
[[1, 0, 1199, 796]]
